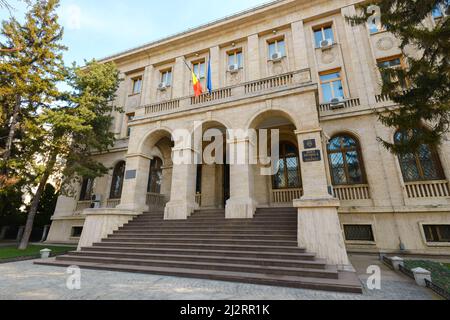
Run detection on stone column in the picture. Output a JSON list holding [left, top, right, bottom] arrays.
[[291, 21, 309, 70], [225, 139, 256, 219], [117, 154, 151, 213], [172, 57, 186, 98], [341, 5, 377, 106], [294, 128, 350, 268], [140, 64, 154, 106], [247, 34, 261, 81], [209, 46, 220, 89], [164, 147, 198, 220]]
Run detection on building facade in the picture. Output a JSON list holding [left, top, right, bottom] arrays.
[[47, 0, 450, 264]]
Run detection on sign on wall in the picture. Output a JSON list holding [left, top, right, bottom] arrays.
[[302, 150, 322, 162]]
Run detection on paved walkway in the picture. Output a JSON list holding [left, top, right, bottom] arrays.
[[0, 254, 440, 300]]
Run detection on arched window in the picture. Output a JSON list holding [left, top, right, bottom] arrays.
[[395, 131, 445, 182], [148, 157, 163, 194], [273, 142, 302, 189], [109, 161, 126, 199], [79, 177, 94, 201], [328, 135, 366, 185]]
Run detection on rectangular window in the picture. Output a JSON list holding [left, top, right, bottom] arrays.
[[432, 5, 444, 19], [344, 225, 375, 242], [161, 70, 172, 85], [423, 225, 450, 243], [71, 227, 83, 238], [227, 50, 243, 68], [126, 113, 135, 137], [377, 56, 407, 89], [314, 25, 334, 48], [268, 38, 286, 59], [79, 178, 94, 201], [192, 61, 206, 79], [132, 77, 142, 95], [320, 70, 344, 102]]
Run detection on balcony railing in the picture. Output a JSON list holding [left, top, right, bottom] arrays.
[[146, 192, 169, 210], [191, 87, 232, 105], [195, 193, 202, 207], [271, 188, 303, 204], [333, 184, 371, 201], [106, 199, 121, 208], [404, 180, 450, 199], [319, 98, 361, 113], [375, 89, 410, 104], [75, 201, 92, 213], [140, 69, 312, 117], [145, 99, 180, 114]]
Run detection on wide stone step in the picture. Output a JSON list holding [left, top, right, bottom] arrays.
[[102, 236, 297, 247], [118, 226, 297, 235], [35, 259, 363, 294], [68, 251, 326, 269], [55, 255, 338, 279], [105, 234, 297, 242], [81, 246, 315, 261], [91, 241, 305, 253], [128, 219, 297, 225]]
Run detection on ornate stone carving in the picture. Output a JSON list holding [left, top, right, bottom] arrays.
[[376, 37, 394, 51], [321, 49, 336, 64]]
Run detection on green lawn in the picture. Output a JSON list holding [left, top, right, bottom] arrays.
[[0, 245, 75, 261], [404, 260, 450, 294]]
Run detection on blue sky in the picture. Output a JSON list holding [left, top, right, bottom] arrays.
[[1, 0, 269, 66]]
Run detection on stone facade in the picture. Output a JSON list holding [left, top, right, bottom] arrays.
[[47, 0, 450, 263]]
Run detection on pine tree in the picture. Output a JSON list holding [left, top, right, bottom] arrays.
[[18, 60, 122, 249], [347, 0, 450, 154], [0, 0, 66, 190]]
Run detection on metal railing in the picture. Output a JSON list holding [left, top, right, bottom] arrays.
[[404, 180, 450, 198], [333, 184, 371, 201], [425, 279, 450, 300]]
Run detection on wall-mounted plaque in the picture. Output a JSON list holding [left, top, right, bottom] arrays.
[[302, 150, 321, 162], [303, 139, 316, 150], [125, 170, 137, 180]]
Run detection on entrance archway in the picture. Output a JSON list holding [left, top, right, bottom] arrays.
[[248, 110, 302, 206], [194, 121, 229, 209]]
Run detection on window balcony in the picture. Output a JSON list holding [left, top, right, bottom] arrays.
[[404, 180, 450, 199], [318, 97, 361, 113], [137, 69, 312, 118]]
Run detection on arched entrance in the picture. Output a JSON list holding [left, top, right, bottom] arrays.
[[248, 110, 303, 207], [195, 121, 230, 209], [120, 129, 173, 212]]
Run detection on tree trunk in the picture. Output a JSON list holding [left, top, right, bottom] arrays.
[[18, 151, 57, 250], [2, 95, 21, 164]]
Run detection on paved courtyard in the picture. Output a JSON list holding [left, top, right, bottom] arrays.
[[0, 254, 441, 300]]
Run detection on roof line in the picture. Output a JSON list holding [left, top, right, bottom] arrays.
[[98, 0, 287, 63]]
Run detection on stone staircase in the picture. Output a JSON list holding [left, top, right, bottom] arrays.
[[35, 208, 362, 293]]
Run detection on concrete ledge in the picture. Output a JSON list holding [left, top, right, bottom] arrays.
[[294, 197, 350, 268], [77, 209, 140, 251], [294, 197, 340, 209]]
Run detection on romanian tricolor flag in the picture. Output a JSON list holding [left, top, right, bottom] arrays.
[[192, 71, 203, 97]]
